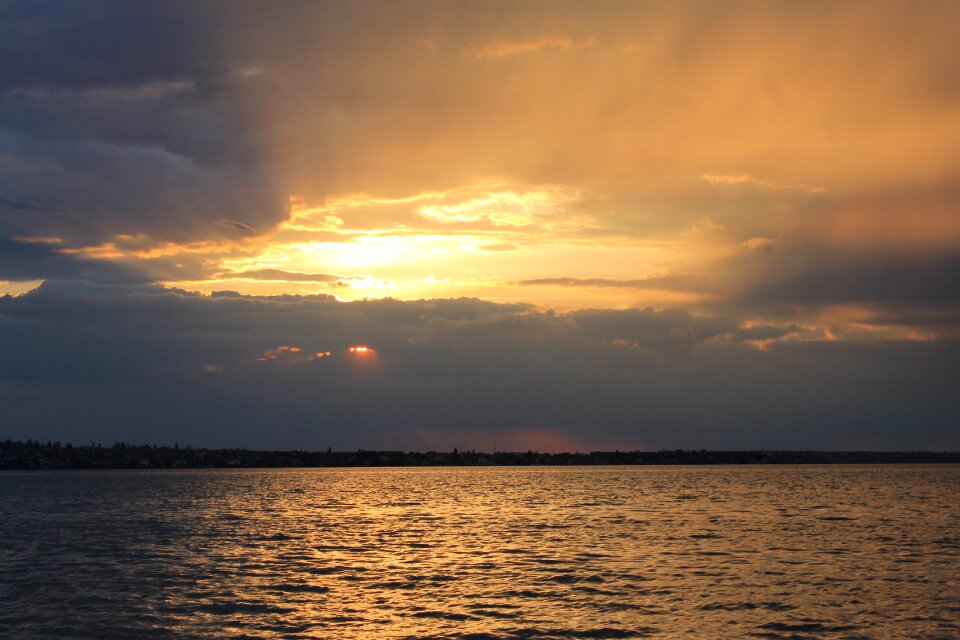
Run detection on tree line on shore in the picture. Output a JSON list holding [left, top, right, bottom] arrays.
[[2, 439, 958, 470]]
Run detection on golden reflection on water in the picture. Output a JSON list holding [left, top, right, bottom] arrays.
[[1, 466, 959, 639]]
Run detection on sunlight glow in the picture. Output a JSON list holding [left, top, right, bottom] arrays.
[[0, 280, 44, 297], [257, 345, 302, 362]]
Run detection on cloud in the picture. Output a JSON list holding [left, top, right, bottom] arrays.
[[226, 268, 342, 283], [3, 1, 960, 304], [1, 2, 959, 452], [466, 36, 598, 59], [518, 275, 713, 292], [0, 197, 66, 214], [8, 80, 196, 103], [1, 288, 957, 450], [726, 243, 960, 312], [285, 182, 580, 234], [0, 1, 284, 251], [742, 237, 779, 252], [0, 236, 148, 284], [701, 173, 825, 194], [216, 219, 258, 234]]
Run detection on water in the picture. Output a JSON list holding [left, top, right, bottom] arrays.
[[1, 466, 958, 639]]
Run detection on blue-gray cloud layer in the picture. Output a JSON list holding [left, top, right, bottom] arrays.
[[1, 287, 957, 450], [0, 1, 282, 246]]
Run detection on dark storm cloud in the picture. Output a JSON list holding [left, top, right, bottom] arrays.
[[1, 289, 957, 451], [568, 307, 804, 354], [0, 1, 226, 92], [523, 242, 960, 334], [0, 0, 283, 253], [0, 197, 66, 214], [0, 237, 147, 284], [725, 243, 960, 319]]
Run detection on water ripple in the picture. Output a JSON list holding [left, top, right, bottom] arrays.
[[1, 465, 958, 638]]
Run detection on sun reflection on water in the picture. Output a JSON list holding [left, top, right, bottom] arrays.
[[2, 467, 958, 638]]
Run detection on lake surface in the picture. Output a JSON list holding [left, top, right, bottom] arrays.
[[1, 466, 958, 639]]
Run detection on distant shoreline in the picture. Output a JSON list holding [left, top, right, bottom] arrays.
[[2, 440, 958, 470]]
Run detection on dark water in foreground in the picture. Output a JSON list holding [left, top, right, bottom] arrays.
[[1, 466, 958, 639]]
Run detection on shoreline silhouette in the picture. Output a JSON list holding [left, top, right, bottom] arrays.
[[2, 439, 958, 470]]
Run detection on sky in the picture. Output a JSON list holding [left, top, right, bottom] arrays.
[[1, 0, 958, 451]]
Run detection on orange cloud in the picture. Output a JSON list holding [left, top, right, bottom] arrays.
[[256, 345, 302, 362], [466, 36, 597, 59], [13, 3, 960, 328]]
